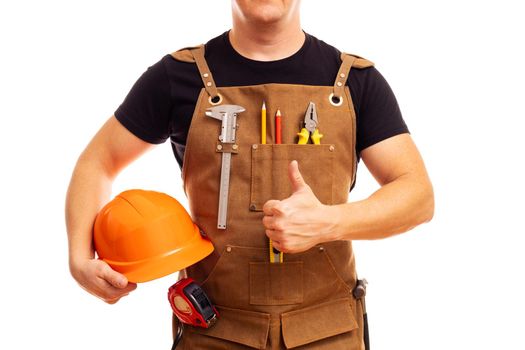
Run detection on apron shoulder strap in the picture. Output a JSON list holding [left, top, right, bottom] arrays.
[[332, 52, 375, 100], [170, 45, 201, 63], [341, 52, 374, 69], [170, 44, 219, 100]]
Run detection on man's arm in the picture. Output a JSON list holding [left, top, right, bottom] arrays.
[[329, 133, 434, 241], [66, 116, 154, 303], [262, 134, 434, 253]]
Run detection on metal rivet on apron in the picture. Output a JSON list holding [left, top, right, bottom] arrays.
[[319, 246, 324, 252], [340, 73, 346, 78], [203, 73, 209, 78], [206, 82, 212, 87], [329, 145, 335, 152], [252, 144, 258, 150], [232, 144, 238, 150], [249, 203, 256, 211], [208, 93, 223, 106], [329, 93, 344, 107], [337, 81, 343, 87], [216, 144, 223, 151], [226, 246, 232, 253]]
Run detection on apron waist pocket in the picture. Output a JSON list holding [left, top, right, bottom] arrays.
[[189, 305, 270, 349], [281, 297, 358, 349]]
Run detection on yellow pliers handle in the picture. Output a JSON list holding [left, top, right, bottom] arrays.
[[297, 128, 323, 144], [297, 128, 310, 144], [310, 129, 323, 145]]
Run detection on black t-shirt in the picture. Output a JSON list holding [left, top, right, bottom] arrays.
[[115, 31, 408, 169]]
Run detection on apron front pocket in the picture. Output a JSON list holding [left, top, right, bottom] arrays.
[[249, 261, 304, 305], [249, 143, 335, 211], [187, 305, 271, 349], [281, 297, 359, 349], [200, 245, 266, 308]]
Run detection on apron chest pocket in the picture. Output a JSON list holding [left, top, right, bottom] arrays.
[[249, 144, 335, 211]]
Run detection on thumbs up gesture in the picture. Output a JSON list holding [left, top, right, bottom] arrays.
[[262, 160, 335, 253]]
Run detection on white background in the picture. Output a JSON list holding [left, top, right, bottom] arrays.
[[1, 0, 523, 349]]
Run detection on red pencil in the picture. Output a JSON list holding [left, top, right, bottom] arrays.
[[275, 109, 282, 144]]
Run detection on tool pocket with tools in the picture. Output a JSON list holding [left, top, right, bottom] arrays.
[[173, 45, 372, 349], [249, 102, 336, 212], [249, 101, 337, 264]]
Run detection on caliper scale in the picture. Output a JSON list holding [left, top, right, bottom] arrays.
[[205, 105, 245, 230]]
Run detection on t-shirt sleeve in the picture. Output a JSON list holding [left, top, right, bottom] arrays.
[[114, 57, 172, 144], [356, 67, 409, 154]]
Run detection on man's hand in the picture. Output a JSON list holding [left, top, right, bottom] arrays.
[[262, 160, 335, 253], [70, 258, 137, 304]]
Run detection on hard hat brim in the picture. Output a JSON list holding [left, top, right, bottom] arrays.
[[102, 224, 214, 283]]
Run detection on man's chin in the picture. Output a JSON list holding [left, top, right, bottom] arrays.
[[245, 4, 286, 24], [249, 12, 284, 25]]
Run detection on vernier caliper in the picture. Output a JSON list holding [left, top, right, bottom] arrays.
[[205, 104, 245, 230]]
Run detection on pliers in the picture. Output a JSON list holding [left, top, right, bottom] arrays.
[[297, 102, 323, 144]]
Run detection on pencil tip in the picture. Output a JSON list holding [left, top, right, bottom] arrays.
[[262, 101, 266, 109]]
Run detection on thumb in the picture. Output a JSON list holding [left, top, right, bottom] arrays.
[[288, 160, 308, 193], [100, 263, 129, 289]]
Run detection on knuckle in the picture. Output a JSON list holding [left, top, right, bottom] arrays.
[[279, 244, 290, 253], [278, 239, 293, 253], [282, 245, 294, 254], [274, 232, 285, 242], [273, 221, 285, 232], [110, 279, 120, 288], [277, 203, 291, 216], [263, 200, 278, 213], [103, 290, 122, 303], [127, 283, 138, 292], [99, 290, 113, 300], [274, 203, 285, 213]]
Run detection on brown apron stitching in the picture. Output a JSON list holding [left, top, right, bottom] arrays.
[[182, 45, 363, 347], [322, 249, 354, 295], [344, 86, 358, 191], [190, 45, 219, 98], [333, 54, 357, 98]]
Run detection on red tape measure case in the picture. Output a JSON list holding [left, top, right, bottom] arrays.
[[168, 278, 219, 328]]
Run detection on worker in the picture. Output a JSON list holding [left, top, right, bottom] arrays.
[[65, 1, 434, 349]]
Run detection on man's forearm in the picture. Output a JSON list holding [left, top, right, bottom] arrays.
[[65, 154, 113, 269], [327, 173, 434, 241]]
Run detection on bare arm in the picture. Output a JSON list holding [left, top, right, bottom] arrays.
[[262, 134, 434, 252], [66, 115, 154, 303], [329, 133, 434, 241]]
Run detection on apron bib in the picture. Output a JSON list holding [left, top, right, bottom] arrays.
[[171, 45, 373, 350]]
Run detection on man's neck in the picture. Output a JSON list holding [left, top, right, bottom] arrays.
[[229, 19, 305, 62]]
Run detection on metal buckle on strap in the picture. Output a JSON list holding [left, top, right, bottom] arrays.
[[353, 279, 368, 315], [353, 278, 368, 299]]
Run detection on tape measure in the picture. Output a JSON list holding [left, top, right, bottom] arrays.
[[168, 278, 219, 328]]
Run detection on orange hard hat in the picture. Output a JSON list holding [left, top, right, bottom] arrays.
[[94, 189, 213, 283]]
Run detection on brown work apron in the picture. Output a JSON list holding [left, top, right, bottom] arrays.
[[171, 45, 373, 350]]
